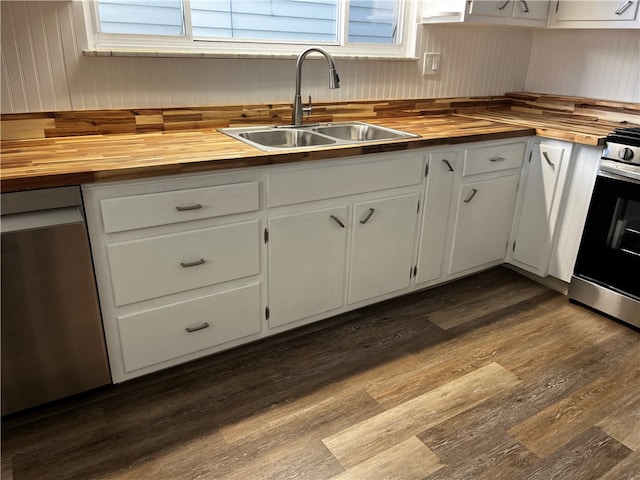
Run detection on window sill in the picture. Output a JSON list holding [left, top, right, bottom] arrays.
[[82, 49, 419, 61]]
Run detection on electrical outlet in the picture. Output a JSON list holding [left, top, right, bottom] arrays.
[[422, 53, 441, 76]]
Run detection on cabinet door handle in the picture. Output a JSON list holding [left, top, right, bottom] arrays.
[[180, 258, 206, 268], [176, 203, 202, 211], [519, 0, 529, 12], [359, 208, 376, 225], [490, 156, 506, 162], [442, 159, 455, 172], [464, 188, 478, 203], [186, 322, 210, 333], [615, 0, 633, 14], [330, 215, 345, 228], [556, 0, 560, 13], [542, 151, 555, 168], [498, 0, 510, 9]]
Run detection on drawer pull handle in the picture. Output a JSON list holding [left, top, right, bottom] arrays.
[[330, 215, 345, 228], [186, 322, 210, 333], [360, 208, 376, 225], [542, 151, 555, 168], [464, 188, 478, 203], [498, 0, 510, 9], [615, 0, 633, 14], [490, 156, 506, 162], [176, 203, 202, 212], [442, 159, 455, 172], [180, 258, 206, 268]]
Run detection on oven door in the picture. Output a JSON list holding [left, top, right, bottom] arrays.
[[573, 170, 640, 302]]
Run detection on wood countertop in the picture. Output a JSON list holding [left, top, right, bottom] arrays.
[[0, 107, 629, 193]]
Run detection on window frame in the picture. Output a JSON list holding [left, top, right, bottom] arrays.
[[83, 0, 419, 59]]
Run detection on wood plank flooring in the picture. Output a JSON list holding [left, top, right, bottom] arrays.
[[2, 267, 639, 480]]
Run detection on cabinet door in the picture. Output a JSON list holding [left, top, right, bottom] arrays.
[[268, 206, 348, 328], [348, 193, 420, 304], [416, 152, 458, 285], [553, 0, 639, 21], [468, 0, 512, 18], [512, 0, 550, 20], [449, 174, 520, 275], [511, 143, 570, 276]]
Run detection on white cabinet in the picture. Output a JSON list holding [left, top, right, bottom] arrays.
[[348, 194, 420, 304], [547, 145, 601, 282], [267, 206, 348, 329], [448, 174, 520, 275], [83, 172, 264, 382], [421, 0, 549, 27], [549, 0, 640, 28], [446, 140, 525, 276], [415, 150, 459, 285], [265, 154, 424, 329], [509, 140, 572, 276]]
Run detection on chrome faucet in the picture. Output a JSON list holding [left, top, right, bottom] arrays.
[[292, 47, 340, 127]]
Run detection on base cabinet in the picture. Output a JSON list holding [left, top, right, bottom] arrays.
[[348, 194, 420, 304], [415, 150, 459, 285], [267, 206, 348, 329], [448, 174, 520, 275], [509, 140, 572, 276]]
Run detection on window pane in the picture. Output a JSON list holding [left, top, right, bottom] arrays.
[[348, 0, 397, 44], [98, 0, 184, 35], [191, 0, 338, 42]]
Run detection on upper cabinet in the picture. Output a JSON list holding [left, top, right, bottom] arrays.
[[421, 0, 550, 27], [421, 0, 640, 28], [548, 0, 640, 28]]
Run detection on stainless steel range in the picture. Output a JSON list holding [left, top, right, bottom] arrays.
[[569, 127, 640, 328]]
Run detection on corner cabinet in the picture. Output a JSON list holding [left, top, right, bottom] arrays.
[[548, 0, 640, 28], [508, 139, 573, 277]]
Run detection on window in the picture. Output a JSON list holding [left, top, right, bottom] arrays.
[[89, 0, 417, 58]]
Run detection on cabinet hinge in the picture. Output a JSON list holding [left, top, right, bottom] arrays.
[[424, 161, 430, 178], [264, 228, 269, 243], [265, 306, 270, 320]]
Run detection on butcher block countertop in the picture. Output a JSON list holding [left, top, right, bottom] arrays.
[[2, 93, 638, 192]]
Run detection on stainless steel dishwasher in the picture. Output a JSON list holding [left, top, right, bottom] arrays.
[[1, 186, 111, 415]]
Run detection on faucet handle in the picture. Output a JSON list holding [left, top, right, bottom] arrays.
[[303, 95, 312, 116]]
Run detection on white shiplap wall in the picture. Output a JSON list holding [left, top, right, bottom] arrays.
[[2, 1, 637, 113], [1, 1, 533, 113], [526, 29, 640, 103]]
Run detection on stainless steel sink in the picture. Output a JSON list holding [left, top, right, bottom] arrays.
[[239, 129, 336, 150], [311, 122, 414, 142], [219, 121, 419, 152]]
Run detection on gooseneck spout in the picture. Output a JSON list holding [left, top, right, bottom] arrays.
[[292, 47, 340, 126]]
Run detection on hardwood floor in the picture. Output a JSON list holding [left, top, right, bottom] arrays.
[[2, 267, 639, 480]]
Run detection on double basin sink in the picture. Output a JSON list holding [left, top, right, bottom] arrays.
[[219, 121, 419, 152]]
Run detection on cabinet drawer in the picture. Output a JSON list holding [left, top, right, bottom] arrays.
[[108, 220, 259, 306], [118, 283, 261, 372], [462, 142, 525, 176], [101, 182, 259, 233], [267, 155, 423, 207]]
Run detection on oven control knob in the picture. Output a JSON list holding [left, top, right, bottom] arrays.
[[618, 147, 634, 161]]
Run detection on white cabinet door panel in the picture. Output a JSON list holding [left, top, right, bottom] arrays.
[[268, 206, 348, 328], [348, 193, 420, 304], [512, 143, 569, 275], [416, 151, 458, 285], [449, 174, 520, 275]]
